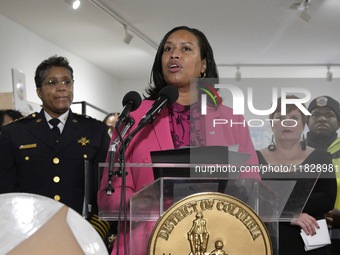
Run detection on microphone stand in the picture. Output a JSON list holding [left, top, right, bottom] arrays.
[[115, 116, 159, 255], [116, 127, 129, 255], [115, 87, 178, 254], [115, 96, 172, 255], [113, 116, 140, 255], [115, 117, 156, 255], [106, 117, 135, 196]]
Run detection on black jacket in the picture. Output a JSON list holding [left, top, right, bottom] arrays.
[[0, 109, 111, 215]]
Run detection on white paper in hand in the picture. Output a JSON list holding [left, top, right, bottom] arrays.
[[300, 219, 331, 251]]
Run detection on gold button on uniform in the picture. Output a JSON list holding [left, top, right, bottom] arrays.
[[53, 157, 60, 164], [54, 195, 60, 201], [53, 176, 60, 183], [83, 154, 87, 159], [25, 156, 29, 161]]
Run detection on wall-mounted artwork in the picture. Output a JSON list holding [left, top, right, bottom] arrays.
[[12, 68, 29, 115]]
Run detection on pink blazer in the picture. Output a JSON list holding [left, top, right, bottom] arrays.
[[98, 100, 259, 254]]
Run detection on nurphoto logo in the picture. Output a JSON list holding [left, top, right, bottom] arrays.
[[198, 81, 312, 128]]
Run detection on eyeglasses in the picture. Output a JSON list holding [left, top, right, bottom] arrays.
[[43, 79, 74, 87]]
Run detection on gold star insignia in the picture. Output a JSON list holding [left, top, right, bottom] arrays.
[[77, 137, 90, 146]]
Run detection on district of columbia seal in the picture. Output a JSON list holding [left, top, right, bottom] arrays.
[[148, 192, 272, 255]]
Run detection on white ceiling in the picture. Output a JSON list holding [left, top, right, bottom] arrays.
[[1, 0, 340, 81]]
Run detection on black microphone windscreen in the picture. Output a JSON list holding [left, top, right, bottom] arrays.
[[158, 86, 179, 106], [122, 91, 142, 111]]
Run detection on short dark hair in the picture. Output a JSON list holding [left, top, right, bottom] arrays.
[[35, 55, 73, 88], [145, 26, 219, 100]]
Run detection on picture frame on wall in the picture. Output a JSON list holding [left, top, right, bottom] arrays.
[[12, 68, 29, 115]]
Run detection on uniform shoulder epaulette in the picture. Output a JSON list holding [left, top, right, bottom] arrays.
[[26, 112, 39, 120], [74, 113, 103, 123], [74, 113, 93, 120], [13, 112, 38, 122], [3, 112, 38, 128], [73, 113, 105, 124]]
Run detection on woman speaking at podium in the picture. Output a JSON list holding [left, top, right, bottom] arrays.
[[98, 26, 259, 255]]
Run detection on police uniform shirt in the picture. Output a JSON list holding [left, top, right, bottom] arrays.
[[45, 110, 68, 133], [0, 109, 111, 215]]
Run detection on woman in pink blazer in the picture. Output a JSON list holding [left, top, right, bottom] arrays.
[[98, 26, 259, 255]]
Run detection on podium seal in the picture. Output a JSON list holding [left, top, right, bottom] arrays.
[[148, 192, 272, 255]]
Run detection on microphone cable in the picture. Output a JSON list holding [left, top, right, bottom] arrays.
[[115, 124, 128, 255]]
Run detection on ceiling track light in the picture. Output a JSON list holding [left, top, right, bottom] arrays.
[[89, 0, 158, 49], [327, 65, 333, 82], [65, 0, 81, 10], [300, 9, 311, 23], [290, 0, 311, 23], [290, 0, 310, 10], [72, 0, 81, 9], [123, 25, 133, 45], [216, 64, 338, 80], [300, 0, 311, 23], [235, 66, 241, 81]]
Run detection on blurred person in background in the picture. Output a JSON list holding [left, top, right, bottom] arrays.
[[307, 96, 340, 255], [104, 112, 120, 129], [0, 109, 23, 132], [257, 95, 336, 254]]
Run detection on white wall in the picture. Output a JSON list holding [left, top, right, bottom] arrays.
[[0, 13, 123, 121], [1, 13, 339, 149], [118, 79, 151, 101]]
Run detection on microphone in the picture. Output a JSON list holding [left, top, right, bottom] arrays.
[[113, 87, 178, 253], [106, 91, 140, 195], [115, 91, 142, 129], [106, 117, 135, 195], [117, 86, 179, 157], [138, 86, 179, 128]]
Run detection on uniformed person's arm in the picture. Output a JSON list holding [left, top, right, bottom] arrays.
[[89, 122, 111, 240], [94, 123, 111, 173]]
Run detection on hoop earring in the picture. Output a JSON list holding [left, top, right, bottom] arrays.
[[268, 135, 276, 152], [200, 72, 206, 78], [300, 134, 306, 151]]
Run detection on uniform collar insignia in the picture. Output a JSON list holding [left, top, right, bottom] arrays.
[[77, 137, 90, 146]]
